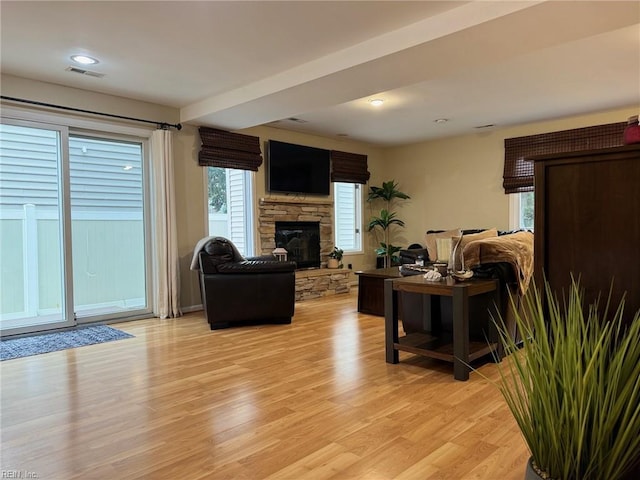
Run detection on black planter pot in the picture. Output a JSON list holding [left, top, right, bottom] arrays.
[[524, 457, 545, 480]]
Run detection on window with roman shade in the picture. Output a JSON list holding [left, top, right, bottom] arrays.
[[503, 121, 626, 194], [198, 127, 263, 171], [330, 150, 370, 184]]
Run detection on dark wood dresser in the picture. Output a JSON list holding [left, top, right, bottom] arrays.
[[532, 144, 640, 325]]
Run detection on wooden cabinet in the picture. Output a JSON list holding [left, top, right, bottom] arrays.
[[532, 144, 640, 325]]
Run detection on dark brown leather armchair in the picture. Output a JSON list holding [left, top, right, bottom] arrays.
[[196, 237, 297, 330]]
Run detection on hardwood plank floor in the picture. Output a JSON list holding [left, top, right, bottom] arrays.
[[1, 291, 529, 479]]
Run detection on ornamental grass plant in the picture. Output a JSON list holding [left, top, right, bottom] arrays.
[[494, 279, 640, 480]]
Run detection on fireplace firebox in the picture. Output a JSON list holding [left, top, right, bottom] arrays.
[[275, 221, 320, 269]]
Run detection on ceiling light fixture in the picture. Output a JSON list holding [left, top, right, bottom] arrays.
[[434, 118, 449, 124], [369, 99, 384, 107], [70, 55, 99, 65]]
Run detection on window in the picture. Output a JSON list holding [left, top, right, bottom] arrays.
[[510, 192, 534, 231], [207, 166, 254, 257], [334, 182, 362, 252]]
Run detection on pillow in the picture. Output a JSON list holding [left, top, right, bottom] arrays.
[[425, 228, 461, 262], [451, 228, 498, 271], [435, 237, 453, 263]]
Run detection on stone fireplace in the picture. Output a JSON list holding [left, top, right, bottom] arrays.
[[258, 197, 333, 265], [258, 197, 350, 301]]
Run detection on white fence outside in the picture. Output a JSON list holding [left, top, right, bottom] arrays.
[[0, 205, 145, 322]]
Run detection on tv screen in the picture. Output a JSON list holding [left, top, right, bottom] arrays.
[[267, 140, 330, 195]]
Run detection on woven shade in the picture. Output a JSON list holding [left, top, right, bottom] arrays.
[[198, 127, 263, 171], [503, 121, 626, 194], [330, 150, 370, 184]]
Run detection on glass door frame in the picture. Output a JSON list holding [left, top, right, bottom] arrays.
[[0, 118, 76, 336], [70, 128, 153, 325], [1, 110, 155, 335]]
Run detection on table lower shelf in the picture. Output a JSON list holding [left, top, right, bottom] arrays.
[[395, 332, 498, 363]]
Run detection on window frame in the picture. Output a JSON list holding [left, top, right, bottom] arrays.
[[203, 166, 256, 257], [333, 181, 363, 254], [509, 191, 534, 231]]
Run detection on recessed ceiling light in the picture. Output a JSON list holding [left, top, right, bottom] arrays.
[[369, 99, 384, 107], [70, 55, 99, 65], [434, 118, 449, 124]]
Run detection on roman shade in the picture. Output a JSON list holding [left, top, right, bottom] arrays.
[[330, 150, 370, 184], [198, 127, 263, 171], [503, 121, 626, 194]]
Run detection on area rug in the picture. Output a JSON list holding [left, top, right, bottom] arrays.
[[0, 325, 134, 361]]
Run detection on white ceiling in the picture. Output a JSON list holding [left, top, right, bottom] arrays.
[[1, 1, 639, 146]]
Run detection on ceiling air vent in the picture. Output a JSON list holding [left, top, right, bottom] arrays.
[[65, 66, 105, 78]]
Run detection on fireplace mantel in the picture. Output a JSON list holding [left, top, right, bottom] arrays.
[[260, 196, 333, 207]]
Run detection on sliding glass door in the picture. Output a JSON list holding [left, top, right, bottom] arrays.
[[0, 122, 74, 333], [0, 120, 151, 336], [69, 135, 149, 320]]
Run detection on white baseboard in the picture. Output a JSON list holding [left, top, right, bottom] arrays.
[[182, 304, 203, 313]]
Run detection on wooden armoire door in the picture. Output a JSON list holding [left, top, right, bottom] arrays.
[[533, 144, 640, 325]]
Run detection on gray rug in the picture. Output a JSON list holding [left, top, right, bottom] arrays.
[[1, 325, 134, 361]]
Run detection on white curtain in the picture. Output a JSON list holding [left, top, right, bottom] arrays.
[[150, 129, 181, 319]]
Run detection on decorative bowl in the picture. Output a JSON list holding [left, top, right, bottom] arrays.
[[451, 270, 474, 281]]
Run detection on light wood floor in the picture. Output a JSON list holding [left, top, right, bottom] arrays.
[[1, 290, 529, 480]]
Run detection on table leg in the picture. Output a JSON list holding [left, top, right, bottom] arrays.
[[489, 280, 503, 362], [384, 278, 399, 363], [452, 286, 470, 381]]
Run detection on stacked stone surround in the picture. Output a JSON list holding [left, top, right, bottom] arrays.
[[294, 268, 350, 302], [258, 197, 334, 261], [258, 197, 350, 301]]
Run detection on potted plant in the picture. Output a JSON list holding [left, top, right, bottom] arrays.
[[327, 246, 343, 269], [493, 279, 640, 480], [366, 180, 410, 268]]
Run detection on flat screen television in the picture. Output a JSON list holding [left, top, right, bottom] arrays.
[[267, 140, 330, 195]]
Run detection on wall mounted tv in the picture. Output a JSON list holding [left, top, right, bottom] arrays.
[[267, 140, 330, 196]]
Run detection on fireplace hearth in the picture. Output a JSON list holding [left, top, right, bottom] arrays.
[[275, 221, 320, 269]]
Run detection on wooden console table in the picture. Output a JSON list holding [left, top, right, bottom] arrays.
[[384, 275, 500, 381], [356, 267, 402, 316]]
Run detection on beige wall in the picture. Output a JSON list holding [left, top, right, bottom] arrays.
[[382, 106, 639, 247], [1, 74, 179, 123], [3, 75, 637, 311]]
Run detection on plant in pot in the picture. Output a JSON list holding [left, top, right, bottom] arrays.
[[493, 279, 640, 480], [327, 246, 343, 269], [366, 180, 410, 268]]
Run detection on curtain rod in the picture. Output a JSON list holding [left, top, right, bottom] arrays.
[[1, 95, 182, 131]]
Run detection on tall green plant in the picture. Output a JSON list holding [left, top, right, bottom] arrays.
[[366, 180, 410, 268], [494, 279, 640, 480]]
